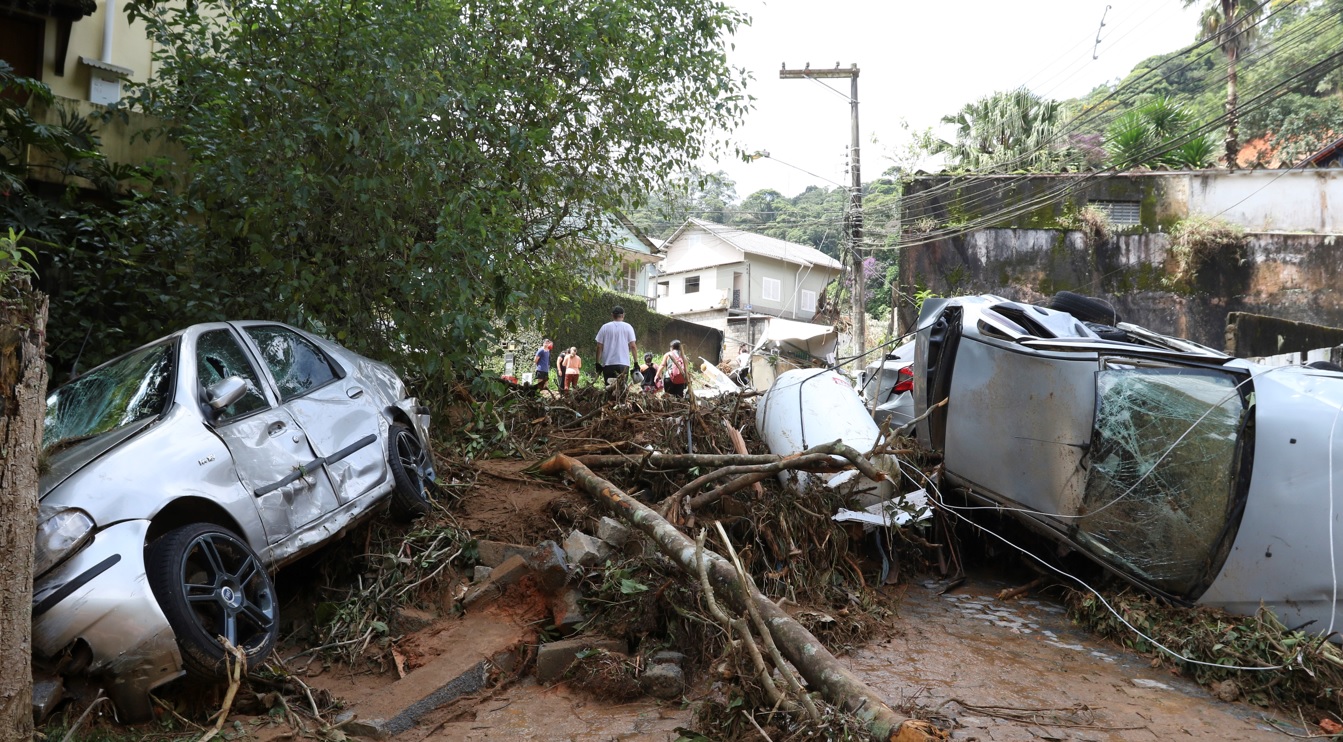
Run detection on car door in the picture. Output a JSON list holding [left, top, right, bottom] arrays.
[[238, 324, 388, 504], [193, 328, 342, 543]]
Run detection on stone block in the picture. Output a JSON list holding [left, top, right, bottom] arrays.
[[649, 650, 685, 667], [639, 662, 684, 700], [536, 636, 626, 684], [391, 606, 436, 635], [461, 554, 530, 609], [527, 540, 571, 592], [549, 587, 587, 633], [563, 530, 611, 569], [596, 516, 631, 548], [472, 565, 493, 582], [474, 539, 531, 568]]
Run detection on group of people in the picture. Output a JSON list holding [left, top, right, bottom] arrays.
[[530, 305, 690, 397]]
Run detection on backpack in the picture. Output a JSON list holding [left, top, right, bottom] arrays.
[[668, 354, 686, 384]]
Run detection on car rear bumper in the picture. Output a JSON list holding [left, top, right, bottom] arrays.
[[32, 519, 183, 720]]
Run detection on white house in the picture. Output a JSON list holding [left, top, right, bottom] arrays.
[[602, 212, 663, 304], [653, 218, 843, 348]]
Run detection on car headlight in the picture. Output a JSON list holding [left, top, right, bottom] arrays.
[[34, 506, 95, 577]]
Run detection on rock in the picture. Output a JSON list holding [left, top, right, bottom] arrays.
[[1210, 679, 1240, 702], [536, 636, 627, 684], [474, 539, 532, 568], [391, 606, 436, 635], [527, 540, 571, 592], [649, 650, 685, 667], [461, 554, 531, 609], [550, 587, 587, 633], [472, 565, 493, 582], [563, 530, 611, 569], [639, 662, 684, 700], [596, 516, 631, 548]]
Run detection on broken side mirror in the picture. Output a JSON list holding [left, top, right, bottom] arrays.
[[206, 376, 248, 411]]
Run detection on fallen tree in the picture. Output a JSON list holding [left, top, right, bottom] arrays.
[[539, 453, 943, 742]]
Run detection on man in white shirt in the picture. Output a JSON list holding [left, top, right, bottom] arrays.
[[595, 305, 637, 388]]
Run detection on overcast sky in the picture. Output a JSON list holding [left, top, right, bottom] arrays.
[[706, 0, 1206, 198]]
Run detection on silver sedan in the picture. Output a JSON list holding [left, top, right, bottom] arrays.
[[912, 294, 1343, 638], [33, 321, 436, 719]]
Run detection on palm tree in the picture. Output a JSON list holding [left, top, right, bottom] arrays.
[[1185, 0, 1264, 170], [933, 89, 1066, 172]]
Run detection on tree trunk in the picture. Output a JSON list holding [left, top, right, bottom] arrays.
[[539, 453, 941, 742], [1225, 45, 1239, 172], [0, 282, 48, 741]]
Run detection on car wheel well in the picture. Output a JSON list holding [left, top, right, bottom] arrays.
[[146, 499, 246, 545]]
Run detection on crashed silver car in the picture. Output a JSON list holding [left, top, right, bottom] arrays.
[[33, 321, 436, 719], [912, 294, 1343, 635]]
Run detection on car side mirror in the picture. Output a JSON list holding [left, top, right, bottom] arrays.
[[206, 376, 248, 410]]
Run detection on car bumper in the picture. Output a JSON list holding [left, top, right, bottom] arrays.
[[32, 519, 183, 720]]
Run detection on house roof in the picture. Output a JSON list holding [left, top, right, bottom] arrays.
[[676, 218, 843, 271], [1300, 134, 1343, 168]]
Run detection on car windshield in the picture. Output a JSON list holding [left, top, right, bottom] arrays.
[[1075, 366, 1247, 596], [43, 341, 176, 450]]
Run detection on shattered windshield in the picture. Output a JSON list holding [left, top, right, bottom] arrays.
[[43, 342, 176, 450], [1076, 366, 1246, 596]]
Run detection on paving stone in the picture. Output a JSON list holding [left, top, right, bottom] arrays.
[[550, 587, 587, 633], [527, 540, 571, 592], [461, 554, 530, 609], [649, 650, 685, 667], [536, 636, 627, 684], [639, 662, 684, 700], [596, 516, 631, 547], [474, 539, 532, 568], [563, 529, 611, 568], [472, 565, 493, 582], [391, 606, 436, 634]]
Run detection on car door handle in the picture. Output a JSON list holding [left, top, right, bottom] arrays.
[[267, 420, 287, 436], [346, 387, 364, 399]]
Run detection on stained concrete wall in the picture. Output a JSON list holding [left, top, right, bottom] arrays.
[[897, 228, 1343, 353]]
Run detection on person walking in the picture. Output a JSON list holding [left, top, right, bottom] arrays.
[[638, 352, 659, 393], [659, 339, 689, 398], [564, 347, 582, 391], [533, 339, 553, 392], [555, 347, 570, 391], [594, 306, 637, 389]]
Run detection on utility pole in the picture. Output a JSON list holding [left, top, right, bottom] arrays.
[[780, 63, 864, 359]]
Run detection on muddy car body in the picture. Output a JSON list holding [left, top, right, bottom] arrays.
[[33, 321, 435, 719], [912, 295, 1343, 635]]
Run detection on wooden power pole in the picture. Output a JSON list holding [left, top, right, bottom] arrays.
[[779, 63, 864, 359]]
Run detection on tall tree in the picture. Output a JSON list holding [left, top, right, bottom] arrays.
[[1185, 0, 1264, 170], [119, 0, 749, 387], [0, 231, 46, 742]]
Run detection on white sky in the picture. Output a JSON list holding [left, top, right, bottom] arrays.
[[707, 0, 1206, 198]]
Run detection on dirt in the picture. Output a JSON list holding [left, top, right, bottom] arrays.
[[453, 458, 584, 544]]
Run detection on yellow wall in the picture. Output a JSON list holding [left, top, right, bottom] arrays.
[[39, 2, 156, 103]]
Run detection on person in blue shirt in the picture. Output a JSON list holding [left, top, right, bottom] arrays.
[[534, 339, 553, 391]]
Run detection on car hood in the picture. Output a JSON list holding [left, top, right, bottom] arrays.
[[39, 416, 159, 500]]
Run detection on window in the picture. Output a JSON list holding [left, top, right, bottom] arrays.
[[657, 281, 669, 297], [1076, 367, 1246, 595], [245, 326, 340, 401], [44, 342, 177, 448], [1088, 200, 1141, 226], [800, 289, 817, 313], [685, 276, 700, 294], [761, 277, 781, 302], [196, 332, 270, 421], [619, 262, 639, 294]]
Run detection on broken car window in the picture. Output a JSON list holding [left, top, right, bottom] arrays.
[[245, 326, 339, 402], [1076, 366, 1246, 597], [44, 342, 176, 449], [196, 330, 269, 421]]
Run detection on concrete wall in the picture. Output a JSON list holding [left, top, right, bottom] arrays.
[[904, 169, 1343, 235], [898, 228, 1343, 352]]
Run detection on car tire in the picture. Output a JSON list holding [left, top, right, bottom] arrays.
[[1047, 291, 1122, 325], [145, 523, 277, 680], [388, 423, 433, 519]]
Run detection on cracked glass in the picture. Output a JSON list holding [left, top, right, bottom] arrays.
[[1076, 366, 1246, 596], [245, 326, 338, 402], [197, 330, 269, 420], [44, 342, 175, 450]]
